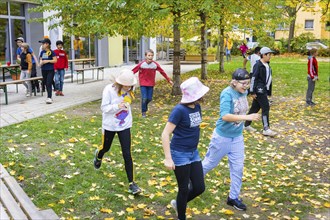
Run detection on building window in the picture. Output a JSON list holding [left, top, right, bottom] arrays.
[[305, 20, 314, 29]]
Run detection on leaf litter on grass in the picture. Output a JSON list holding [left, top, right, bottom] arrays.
[[0, 56, 329, 219]]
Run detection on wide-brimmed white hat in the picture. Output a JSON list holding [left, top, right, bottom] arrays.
[[115, 69, 137, 86], [180, 77, 209, 103]]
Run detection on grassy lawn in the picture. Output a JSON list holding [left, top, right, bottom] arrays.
[[0, 55, 329, 220]]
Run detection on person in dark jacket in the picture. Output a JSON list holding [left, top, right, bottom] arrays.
[[244, 47, 277, 137]]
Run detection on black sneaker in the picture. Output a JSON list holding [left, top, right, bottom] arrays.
[[128, 182, 141, 195], [227, 197, 247, 211], [93, 149, 102, 169]]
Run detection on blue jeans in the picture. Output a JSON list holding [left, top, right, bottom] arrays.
[[202, 130, 244, 199], [140, 86, 154, 113], [55, 69, 65, 91], [171, 149, 201, 166]]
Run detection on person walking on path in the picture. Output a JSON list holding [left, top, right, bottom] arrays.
[[243, 46, 261, 77], [132, 49, 173, 118], [15, 37, 40, 93], [19, 43, 33, 97], [161, 77, 209, 220], [306, 48, 318, 106], [224, 34, 233, 62], [244, 47, 277, 136], [202, 68, 260, 211], [93, 69, 142, 195], [39, 38, 57, 104], [54, 40, 68, 96]]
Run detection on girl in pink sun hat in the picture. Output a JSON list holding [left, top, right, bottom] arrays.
[[161, 77, 209, 220]]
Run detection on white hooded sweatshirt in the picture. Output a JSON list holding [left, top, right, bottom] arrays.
[[101, 83, 133, 131]]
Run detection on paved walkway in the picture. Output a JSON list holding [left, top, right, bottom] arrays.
[[0, 62, 201, 128]]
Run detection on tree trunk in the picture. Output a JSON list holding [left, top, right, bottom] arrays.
[[200, 12, 207, 80], [171, 11, 182, 95], [219, 27, 225, 73], [287, 18, 296, 53]]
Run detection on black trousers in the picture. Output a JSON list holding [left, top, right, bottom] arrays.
[[31, 63, 40, 91], [174, 161, 205, 220], [245, 93, 270, 130], [97, 128, 134, 183], [42, 69, 55, 98]]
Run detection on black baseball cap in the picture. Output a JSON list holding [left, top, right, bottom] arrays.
[[38, 38, 51, 44], [232, 68, 250, 80], [56, 40, 63, 45]]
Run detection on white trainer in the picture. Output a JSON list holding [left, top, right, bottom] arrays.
[[26, 93, 30, 97], [170, 199, 178, 216], [244, 126, 257, 132], [45, 98, 53, 104], [262, 129, 277, 137]]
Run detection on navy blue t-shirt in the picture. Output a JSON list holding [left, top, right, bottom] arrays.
[[168, 104, 202, 152], [40, 50, 56, 71]]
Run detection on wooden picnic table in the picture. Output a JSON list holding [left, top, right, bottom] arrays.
[[0, 64, 20, 82], [0, 64, 21, 92], [68, 58, 95, 82]]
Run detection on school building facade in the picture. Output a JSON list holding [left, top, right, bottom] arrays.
[[0, 0, 157, 67]]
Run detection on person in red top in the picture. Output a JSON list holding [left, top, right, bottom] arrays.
[[239, 42, 248, 58], [306, 48, 318, 106], [54, 40, 68, 96], [132, 49, 173, 117]]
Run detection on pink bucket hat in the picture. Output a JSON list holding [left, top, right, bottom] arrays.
[[180, 77, 209, 103], [116, 69, 137, 86]]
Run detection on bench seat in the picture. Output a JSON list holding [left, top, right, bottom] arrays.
[[0, 164, 59, 220], [75, 66, 104, 84], [0, 77, 43, 105]]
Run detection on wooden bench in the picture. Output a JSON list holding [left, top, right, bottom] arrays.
[[75, 66, 104, 84], [0, 164, 59, 220], [0, 77, 43, 105]]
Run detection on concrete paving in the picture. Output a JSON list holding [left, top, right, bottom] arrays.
[[0, 61, 202, 128]]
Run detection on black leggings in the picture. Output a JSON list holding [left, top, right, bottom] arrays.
[[42, 69, 55, 98], [97, 128, 134, 183], [174, 161, 205, 220], [245, 93, 270, 130]]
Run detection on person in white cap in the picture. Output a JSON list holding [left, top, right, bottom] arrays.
[[93, 69, 142, 195], [202, 68, 260, 211], [244, 47, 277, 136], [161, 77, 209, 220]]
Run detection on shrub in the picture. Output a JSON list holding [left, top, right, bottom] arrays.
[[290, 33, 316, 53]]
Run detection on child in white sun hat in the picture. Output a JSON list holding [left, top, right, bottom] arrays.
[[161, 77, 209, 220], [94, 69, 142, 195], [202, 68, 260, 211]]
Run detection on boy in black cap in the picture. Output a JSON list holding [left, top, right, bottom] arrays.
[[202, 68, 260, 211]]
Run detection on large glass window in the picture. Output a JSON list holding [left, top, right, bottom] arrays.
[[0, 2, 8, 15], [0, 18, 10, 64], [9, 2, 24, 16], [11, 19, 25, 61]]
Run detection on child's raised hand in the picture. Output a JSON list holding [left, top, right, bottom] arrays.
[[169, 80, 174, 86]]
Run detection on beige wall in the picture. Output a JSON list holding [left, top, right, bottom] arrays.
[[275, 2, 329, 40], [108, 36, 123, 66]]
